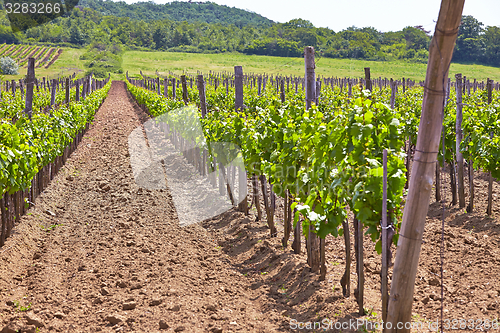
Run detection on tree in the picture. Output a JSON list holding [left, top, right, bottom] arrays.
[[0, 57, 19, 75], [482, 26, 500, 66], [285, 19, 314, 29], [70, 25, 86, 45], [402, 26, 429, 50], [454, 15, 484, 62]]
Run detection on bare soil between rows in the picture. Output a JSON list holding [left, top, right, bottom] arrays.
[[1, 81, 499, 333]]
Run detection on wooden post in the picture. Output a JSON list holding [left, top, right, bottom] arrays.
[[75, 80, 80, 102], [24, 58, 35, 118], [364, 67, 372, 92], [0, 195, 6, 247], [164, 79, 168, 98], [435, 149, 442, 202], [356, 218, 364, 315], [486, 79, 494, 215], [260, 175, 276, 236], [234, 66, 244, 111], [320, 238, 326, 281], [50, 79, 57, 106], [280, 80, 285, 103], [381, 149, 388, 322], [218, 162, 225, 196], [340, 219, 351, 297], [390, 78, 396, 110], [180, 75, 188, 105], [467, 158, 474, 212], [304, 46, 320, 272], [292, 207, 301, 254], [305, 46, 316, 109], [455, 74, 466, 208], [82, 78, 87, 100], [197, 75, 207, 118], [282, 190, 292, 247], [65, 78, 70, 104], [234, 66, 248, 215], [172, 78, 176, 99], [386, 1, 465, 331], [252, 174, 262, 221]]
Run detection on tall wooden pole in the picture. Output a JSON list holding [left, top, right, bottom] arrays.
[[304, 46, 320, 272], [197, 75, 207, 118], [305, 47, 316, 110], [381, 149, 388, 322], [234, 66, 248, 215], [180, 75, 188, 105], [386, 1, 465, 332], [455, 74, 466, 208], [486, 79, 494, 216], [24, 58, 35, 119]]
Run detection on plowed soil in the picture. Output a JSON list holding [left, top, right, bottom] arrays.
[[0, 81, 499, 333]]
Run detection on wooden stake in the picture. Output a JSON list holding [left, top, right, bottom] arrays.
[[340, 219, 351, 297], [435, 157, 441, 202], [197, 75, 207, 118], [50, 79, 57, 106], [304, 46, 320, 271], [292, 207, 301, 254], [180, 75, 188, 105], [355, 218, 364, 315], [382, 149, 388, 322], [455, 74, 466, 208], [260, 175, 276, 236], [282, 190, 292, 247], [467, 159, 474, 212], [305, 47, 316, 109], [450, 159, 457, 205], [486, 79, 494, 216], [252, 174, 262, 221], [320, 238, 326, 281], [24, 58, 35, 119], [364, 67, 372, 92], [234, 66, 244, 112]]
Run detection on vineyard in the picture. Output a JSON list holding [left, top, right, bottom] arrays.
[[1, 59, 111, 249], [0, 44, 62, 69], [127, 55, 500, 262], [122, 45, 500, 330], [0, 3, 500, 330]]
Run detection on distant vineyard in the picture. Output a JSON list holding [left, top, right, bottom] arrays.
[[0, 44, 62, 69]]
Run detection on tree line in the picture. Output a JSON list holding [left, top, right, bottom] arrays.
[[0, 0, 498, 68]]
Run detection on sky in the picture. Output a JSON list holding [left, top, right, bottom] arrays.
[[115, 0, 500, 32]]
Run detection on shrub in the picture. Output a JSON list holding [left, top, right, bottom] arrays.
[[0, 57, 19, 75]]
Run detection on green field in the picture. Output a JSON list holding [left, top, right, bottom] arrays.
[[5, 48, 500, 82], [122, 51, 500, 82]]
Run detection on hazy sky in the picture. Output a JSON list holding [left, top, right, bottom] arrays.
[[115, 0, 499, 32]]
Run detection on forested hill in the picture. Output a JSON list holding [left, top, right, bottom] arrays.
[[77, 0, 274, 26]]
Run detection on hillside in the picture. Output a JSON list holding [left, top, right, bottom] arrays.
[[77, 0, 274, 26]]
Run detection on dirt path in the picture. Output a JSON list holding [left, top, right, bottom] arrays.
[[0, 81, 281, 333]]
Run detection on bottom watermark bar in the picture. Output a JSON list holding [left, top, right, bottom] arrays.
[[290, 318, 500, 331]]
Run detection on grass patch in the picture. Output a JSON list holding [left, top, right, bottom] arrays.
[[40, 223, 63, 232], [122, 50, 500, 81], [13, 300, 32, 312]]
